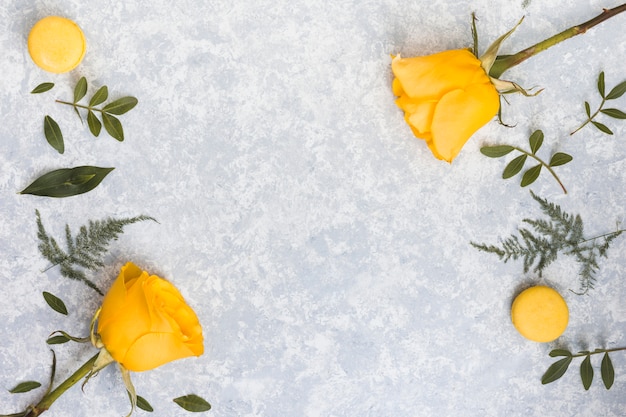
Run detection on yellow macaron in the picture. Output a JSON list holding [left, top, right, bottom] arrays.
[[511, 285, 569, 342], [28, 16, 86, 73]]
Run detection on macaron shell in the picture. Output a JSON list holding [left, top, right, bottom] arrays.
[[511, 285, 569, 342], [28, 16, 86, 73]]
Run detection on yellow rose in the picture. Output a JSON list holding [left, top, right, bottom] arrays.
[[95, 262, 204, 372], [391, 49, 500, 162]]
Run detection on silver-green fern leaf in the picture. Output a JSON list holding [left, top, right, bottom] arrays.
[[471, 191, 623, 294], [36, 210, 157, 294]]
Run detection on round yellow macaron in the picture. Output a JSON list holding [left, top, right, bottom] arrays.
[[28, 16, 86, 73], [511, 285, 569, 342]]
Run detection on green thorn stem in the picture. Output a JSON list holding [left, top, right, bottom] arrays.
[[21, 353, 100, 417], [489, 4, 626, 78]]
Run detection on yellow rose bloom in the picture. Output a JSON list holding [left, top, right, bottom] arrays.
[[391, 49, 500, 162], [96, 262, 204, 372]]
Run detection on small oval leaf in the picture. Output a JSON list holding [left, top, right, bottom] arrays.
[[137, 395, 154, 412], [87, 111, 102, 137], [580, 355, 594, 390], [89, 86, 109, 106], [597, 71, 605, 98], [46, 335, 70, 345], [549, 349, 572, 358], [601, 353, 614, 389], [102, 97, 138, 115], [480, 145, 515, 158], [600, 108, 626, 119], [42, 292, 68, 315], [529, 130, 544, 154], [541, 357, 572, 385], [9, 381, 42, 394], [584, 101, 591, 117], [549, 152, 573, 167], [44, 115, 64, 154], [31, 82, 55, 94], [173, 394, 211, 412], [502, 154, 527, 179], [102, 113, 124, 141], [521, 164, 542, 187], [592, 121, 613, 135], [606, 80, 626, 100], [73, 77, 88, 103], [19, 166, 115, 198]]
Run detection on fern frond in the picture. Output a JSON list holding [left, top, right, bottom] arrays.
[[36, 211, 157, 294], [472, 192, 624, 294]]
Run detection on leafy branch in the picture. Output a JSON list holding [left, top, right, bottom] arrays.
[[570, 71, 626, 135], [36, 77, 138, 154], [481, 130, 572, 194], [542, 346, 626, 390], [35, 210, 156, 294], [470, 191, 624, 294]]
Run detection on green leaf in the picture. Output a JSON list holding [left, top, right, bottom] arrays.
[[480, 145, 515, 158], [597, 71, 605, 98], [137, 396, 154, 412], [89, 86, 109, 106], [43, 115, 64, 154], [606, 80, 626, 100], [102, 113, 124, 141], [529, 130, 543, 154], [173, 394, 211, 412], [9, 381, 42, 394], [46, 335, 70, 345], [102, 97, 138, 115], [580, 355, 594, 390], [600, 108, 626, 119], [87, 111, 102, 137], [73, 77, 88, 103], [592, 121, 613, 135], [502, 154, 527, 179], [549, 152, 573, 167], [42, 291, 68, 315], [549, 349, 572, 357], [601, 353, 614, 389], [541, 356, 572, 384], [584, 101, 591, 118], [19, 166, 115, 198], [31, 82, 55, 94], [521, 164, 541, 187]]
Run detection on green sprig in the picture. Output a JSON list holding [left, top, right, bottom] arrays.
[[471, 191, 624, 294], [35, 210, 156, 294], [481, 130, 572, 194], [39, 77, 138, 153], [571, 72, 626, 135], [542, 346, 625, 390]]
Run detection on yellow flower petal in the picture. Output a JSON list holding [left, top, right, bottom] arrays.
[[392, 50, 483, 99], [430, 83, 500, 162]]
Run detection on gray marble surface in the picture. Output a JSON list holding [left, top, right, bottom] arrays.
[[1, 0, 626, 416]]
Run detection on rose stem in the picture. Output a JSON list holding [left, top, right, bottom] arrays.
[[489, 3, 626, 78], [23, 353, 99, 417]]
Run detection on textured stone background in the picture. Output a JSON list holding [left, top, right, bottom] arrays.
[[1, 0, 625, 416]]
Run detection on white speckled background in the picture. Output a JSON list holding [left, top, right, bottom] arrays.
[[1, 0, 626, 416]]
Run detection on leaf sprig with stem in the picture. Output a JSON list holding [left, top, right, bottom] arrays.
[[470, 191, 624, 295], [481, 130, 572, 194], [542, 346, 625, 390], [570, 71, 626, 135], [35, 77, 138, 154]]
